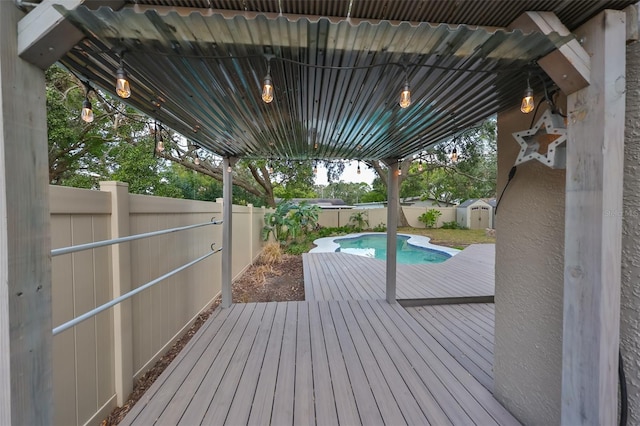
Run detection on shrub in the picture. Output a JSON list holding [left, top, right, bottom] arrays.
[[259, 241, 283, 264], [372, 223, 387, 232], [348, 210, 369, 232], [418, 209, 442, 228], [441, 221, 468, 230]]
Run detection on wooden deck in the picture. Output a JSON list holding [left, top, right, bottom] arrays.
[[122, 299, 515, 425], [121, 244, 515, 425], [405, 303, 495, 391], [304, 243, 495, 302]]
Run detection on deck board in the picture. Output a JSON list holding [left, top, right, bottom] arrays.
[[122, 299, 517, 426], [405, 304, 495, 390], [303, 244, 495, 302]]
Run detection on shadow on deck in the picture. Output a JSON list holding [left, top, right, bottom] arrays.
[[121, 244, 517, 425]]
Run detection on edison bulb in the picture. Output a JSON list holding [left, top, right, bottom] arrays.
[[520, 88, 534, 114], [81, 99, 94, 123], [156, 140, 165, 152], [115, 68, 131, 99], [399, 85, 411, 109], [262, 76, 274, 103]]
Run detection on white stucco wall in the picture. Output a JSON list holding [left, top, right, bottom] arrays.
[[621, 39, 640, 425], [494, 105, 565, 425]]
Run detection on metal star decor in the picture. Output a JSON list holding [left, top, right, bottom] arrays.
[[513, 110, 567, 169]]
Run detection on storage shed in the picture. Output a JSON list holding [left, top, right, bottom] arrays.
[[457, 199, 493, 229]]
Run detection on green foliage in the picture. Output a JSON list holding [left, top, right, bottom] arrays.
[[348, 210, 369, 231], [372, 223, 387, 232], [441, 221, 467, 230], [418, 209, 442, 228], [262, 201, 321, 246]]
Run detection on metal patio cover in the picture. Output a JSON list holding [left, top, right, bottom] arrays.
[[58, 0, 635, 161]]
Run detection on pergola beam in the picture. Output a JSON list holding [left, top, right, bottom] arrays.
[[509, 11, 591, 95], [18, 0, 124, 70]]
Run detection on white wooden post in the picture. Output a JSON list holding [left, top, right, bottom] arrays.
[[385, 159, 399, 304], [99, 181, 134, 406], [562, 10, 626, 425], [0, 3, 52, 423], [221, 158, 234, 308]]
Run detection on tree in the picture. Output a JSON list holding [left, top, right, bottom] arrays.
[[365, 118, 497, 223]]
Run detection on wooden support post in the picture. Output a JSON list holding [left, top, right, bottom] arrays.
[[99, 181, 133, 406], [0, 3, 52, 424], [562, 10, 626, 426], [221, 158, 234, 308], [385, 159, 399, 304]]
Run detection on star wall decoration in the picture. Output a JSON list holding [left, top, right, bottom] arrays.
[[513, 110, 567, 169]]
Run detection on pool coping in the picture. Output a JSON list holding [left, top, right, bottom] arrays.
[[309, 232, 461, 257]]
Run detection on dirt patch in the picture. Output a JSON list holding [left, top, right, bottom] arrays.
[[102, 254, 304, 425]]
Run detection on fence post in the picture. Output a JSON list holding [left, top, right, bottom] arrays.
[[99, 181, 133, 406], [248, 204, 254, 263]]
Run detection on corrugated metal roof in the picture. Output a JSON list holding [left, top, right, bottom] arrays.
[[130, 0, 636, 30], [56, 2, 631, 160]]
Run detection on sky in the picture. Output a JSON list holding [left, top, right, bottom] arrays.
[[314, 161, 377, 187]]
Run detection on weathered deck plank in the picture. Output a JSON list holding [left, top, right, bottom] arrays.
[[303, 244, 495, 302], [405, 304, 495, 390], [121, 299, 517, 426]]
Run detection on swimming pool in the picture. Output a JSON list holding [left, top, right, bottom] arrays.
[[310, 233, 459, 264]]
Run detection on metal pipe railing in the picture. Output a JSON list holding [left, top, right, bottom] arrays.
[[53, 246, 223, 335], [51, 219, 222, 257]]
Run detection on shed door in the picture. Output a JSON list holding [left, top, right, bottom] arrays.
[[470, 206, 490, 229]]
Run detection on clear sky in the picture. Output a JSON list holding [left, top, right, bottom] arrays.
[[314, 161, 377, 187]]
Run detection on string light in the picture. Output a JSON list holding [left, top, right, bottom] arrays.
[[357, 161, 361, 175], [80, 82, 94, 123], [418, 159, 423, 172], [115, 54, 131, 99], [451, 148, 458, 162], [397, 162, 402, 176], [269, 162, 274, 174], [521, 76, 534, 114], [399, 82, 411, 108], [227, 165, 232, 173], [399, 66, 411, 109], [155, 123, 165, 152], [262, 55, 274, 104], [313, 162, 318, 174]]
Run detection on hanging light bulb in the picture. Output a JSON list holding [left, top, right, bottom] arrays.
[[418, 159, 423, 172], [314, 142, 318, 149], [357, 162, 361, 175], [156, 130, 165, 153], [397, 162, 402, 176], [520, 79, 534, 114], [269, 162, 274, 174], [451, 148, 458, 163], [399, 81, 411, 109], [313, 163, 318, 174], [115, 56, 131, 99], [227, 165, 232, 173], [194, 153, 200, 165], [81, 98, 94, 123]]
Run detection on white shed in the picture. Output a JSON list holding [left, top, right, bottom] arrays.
[[457, 199, 493, 229]]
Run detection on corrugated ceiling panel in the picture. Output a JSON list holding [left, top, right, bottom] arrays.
[[59, 6, 571, 160]]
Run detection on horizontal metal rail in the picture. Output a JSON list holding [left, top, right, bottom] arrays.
[[51, 219, 222, 257], [53, 247, 223, 336]]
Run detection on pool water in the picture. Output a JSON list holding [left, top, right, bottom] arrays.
[[335, 234, 451, 264]]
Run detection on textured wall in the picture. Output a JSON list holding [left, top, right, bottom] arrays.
[[621, 39, 640, 426], [494, 106, 565, 425]]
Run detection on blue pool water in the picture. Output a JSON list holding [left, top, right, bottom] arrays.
[[335, 234, 451, 264]]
